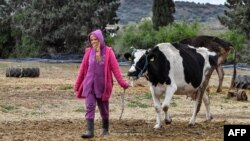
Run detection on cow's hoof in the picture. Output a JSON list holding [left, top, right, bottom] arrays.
[[188, 123, 195, 127], [216, 89, 222, 93], [206, 115, 213, 121], [153, 124, 162, 129], [165, 118, 172, 125]]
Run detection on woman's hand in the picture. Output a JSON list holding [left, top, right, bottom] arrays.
[[129, 81, 133, 87]]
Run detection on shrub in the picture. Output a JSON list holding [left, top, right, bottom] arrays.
[[220, 31, 245, 62], [10, 36, 42, 58], [113, 20, 200, 54]]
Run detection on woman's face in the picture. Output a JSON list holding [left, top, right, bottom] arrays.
[[90, 34, 100, 51]]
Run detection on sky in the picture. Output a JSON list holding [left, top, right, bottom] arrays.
[[174, 0, 226, 5]]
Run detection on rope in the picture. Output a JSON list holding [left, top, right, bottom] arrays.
[[119, 89, 126, 120], [137, 54, 148, 77]]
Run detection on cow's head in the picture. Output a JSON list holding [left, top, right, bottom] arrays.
[[126, 49, 156, 79]]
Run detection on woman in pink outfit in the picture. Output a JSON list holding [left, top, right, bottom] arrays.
[[74, 29, 130, 138]]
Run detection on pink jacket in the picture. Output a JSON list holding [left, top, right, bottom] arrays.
[[74, 46, 129, 101]]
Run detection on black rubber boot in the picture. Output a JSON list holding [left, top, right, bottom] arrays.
[[101, 119, 109, 135], [81, 119, 94, 138]]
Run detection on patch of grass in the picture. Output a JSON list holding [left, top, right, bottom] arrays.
[[127, 100, 150, 108], [31, 111, 46, 116], [128, 92, 151, 108], [221, 96, 229, 103], [190, 130, 202, 135], [240, 100, 250, 103], [14, 86, 21, 89], [109, 109, 115, 112], [173, 96, 181, 99], [219, 105, 223, 110], [135, 92, 152, 100], [74, 107, 85, 113], [0, 63, 8, 69], [171, 101, 177, 107], [48, 104, 59, 108], [142, 92, 152, 99], [59, 84, 72, 90], [0, 105, 16, 111]]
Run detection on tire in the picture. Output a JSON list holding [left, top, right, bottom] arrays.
[[6, 68, 22, 77], [233, 75, 250, 90], [236, 90, 248, 101], [6, 67, 40, 77]]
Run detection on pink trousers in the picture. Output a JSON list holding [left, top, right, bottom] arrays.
[[85, 93, 109, 120]]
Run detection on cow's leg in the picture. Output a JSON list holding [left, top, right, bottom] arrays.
[[215, 65, 224, 92], [202, 91, 213, 121], [162, 84, 177, 125], [189, 88, 203, 126], [149, 85, 162, 129], [189, 69, 214, 126]]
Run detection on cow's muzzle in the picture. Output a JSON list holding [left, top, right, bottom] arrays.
[[127, 71, 139, 80]]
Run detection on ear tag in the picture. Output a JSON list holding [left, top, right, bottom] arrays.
[[129, 57, 131, 61], [150, 57, 154, 62]]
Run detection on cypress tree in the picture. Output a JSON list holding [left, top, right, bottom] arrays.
[[152, 0, 175, 30]]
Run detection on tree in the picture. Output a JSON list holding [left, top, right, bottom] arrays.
[[0, 0, 15, 58], [91, 0, 120, 32], [218, 0, 250, 39], [152, 0, 175, 30], [10, 0, 121, 54]]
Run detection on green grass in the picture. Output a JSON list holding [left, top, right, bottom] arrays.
[[189, 129, 202, 135], [135, 92, 152, 100], [74, 107, 85, 113], [59, 84, 72, 90], [30, 111, 46, 116], [173, 96, 181, 99], [0, 63, 8, 69], [127, 100, 150, 108], [170, 101, 177, 107], [0, 105, 16, 111], [128, 92, 179, 108], [221, 96, 229, 103], [14, 86, 21, 89], [127, 92, 152, 108]]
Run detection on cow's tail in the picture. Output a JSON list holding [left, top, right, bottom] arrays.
[[230, 46, 237, 89]]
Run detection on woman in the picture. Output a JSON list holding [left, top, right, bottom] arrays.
[[74, 29, 130, 138]]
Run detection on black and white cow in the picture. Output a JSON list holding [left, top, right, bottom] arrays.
[[125, 42, 218, 129]]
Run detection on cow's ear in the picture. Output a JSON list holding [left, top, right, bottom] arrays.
[[148, 54, 156, 62], [124, 52, 132, 61]]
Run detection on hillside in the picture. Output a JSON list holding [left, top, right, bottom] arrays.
[[117, 0, 225, 24]]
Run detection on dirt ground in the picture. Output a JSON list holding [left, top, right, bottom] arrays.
[[0, 61, 249, 141]]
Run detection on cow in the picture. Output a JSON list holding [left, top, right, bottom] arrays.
[[179, 35, 236, 92], [124, 42, 217, 129]]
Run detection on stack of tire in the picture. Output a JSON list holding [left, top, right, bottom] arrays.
[[233, 75, 250, 90], [6, 67, 40, 77], [227, 90, 248, 101]]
